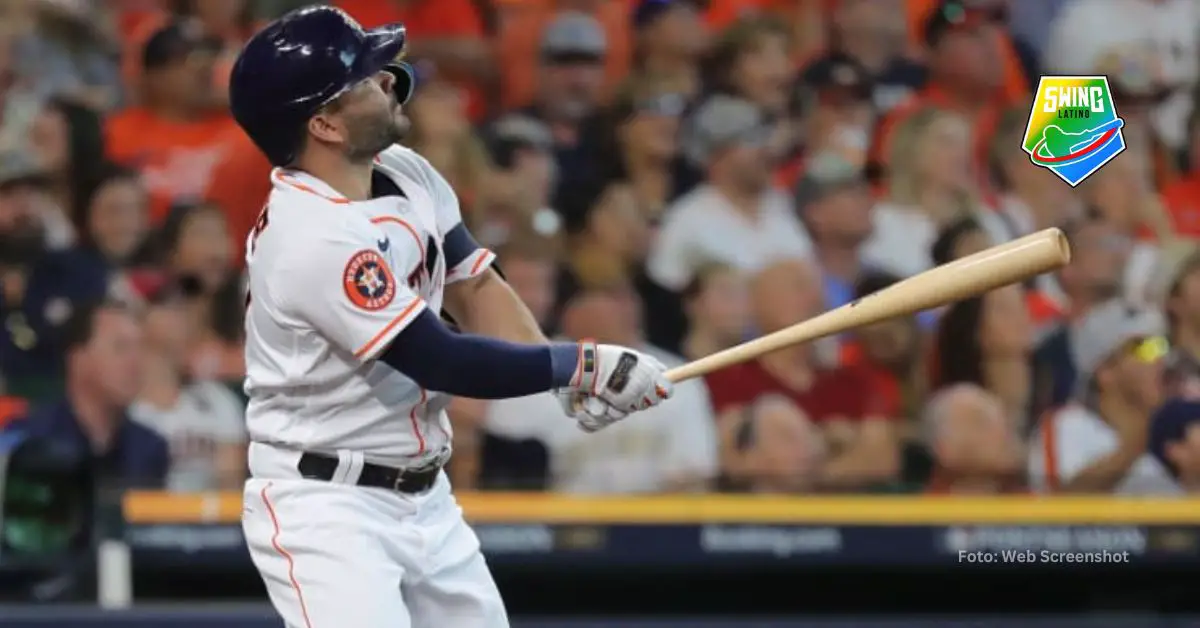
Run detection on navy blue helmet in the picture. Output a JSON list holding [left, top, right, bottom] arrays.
[[229, 5, 415, 166]]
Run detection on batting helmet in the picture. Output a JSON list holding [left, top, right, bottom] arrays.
[[229, 6, 416, 166]]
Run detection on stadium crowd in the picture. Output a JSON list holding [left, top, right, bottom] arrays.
[[1, 0, 1200, 498]]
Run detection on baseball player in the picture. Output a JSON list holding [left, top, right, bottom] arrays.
[[227, 7, 674, 628]]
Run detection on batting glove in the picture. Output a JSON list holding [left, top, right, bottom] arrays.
[[561, 341, 674, 427]]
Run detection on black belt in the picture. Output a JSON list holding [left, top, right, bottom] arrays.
[[297, 452, 441, 493]]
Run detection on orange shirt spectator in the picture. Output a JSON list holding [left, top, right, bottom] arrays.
[[203, 132, 273, 266], [106, 107, 246, 225], [871, 2, 1022, 189], [338, 0, 490, 119], [107, 19, 256, 263], [905, 0, 1029, 103], [496, 0, 631, 110]]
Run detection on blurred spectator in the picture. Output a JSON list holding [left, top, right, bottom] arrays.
[[1149, 398, 1200, 493], [0, 151, 108, 398], [934, 284, 1034, 429], [842, 271, 928, 431], [589, 81, 687, 220], [171, 0, 262, 107], [13, 0, 122, 111], [1045, 0, 1197, 152], [825, 0, 923, 114], [930, 215, 988, 267], [864, 107, 1001, 278], [1076, 151, 1162, 305], [1029, 300, 1174, 494], [1032, 215, 1130, 409], [795, 154, 873, 309], [1161, 104, 1200, 237], [988, 106, 1082, 237], [521, 10, 610, 191], [11, 300, 168, 489], [28, 97, 106, 248], [783, 53, 876, 185], [629, 0, 707, 100], [497, 0, 632, 112], [717, 394, 825, 493], [153, 201, 243, 382], [0, 25, 44, 155], [104, 19, 245, 225], [706, 259, 901, 489], [556, 176, 651, 315], [873, 1, 1011, 183], [470, 279, 718, 494], [493, 231, 560, 333], [404, 63, 491, 219], [72, 163, 149, 272], [680, 262, 749, 361], [337, 0, 491, 119], [131, 293, 245, 491], [650, 95, 810, 293], [1157, 243, 1200, 399], [476, 114, 560, 247], [921, 383, 1023, 494], [706, 16, 792, 118]]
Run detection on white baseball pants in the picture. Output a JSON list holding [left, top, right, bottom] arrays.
[[241, 444, 509, 628]]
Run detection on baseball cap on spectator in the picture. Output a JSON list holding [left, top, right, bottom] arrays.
[[793, 152, 865, 211], [0, 151, 51, 193], [485, 114, 555, 168], [141, 19, 221, 72], [1149, 398, 1200, 477], [1069, 299, 1167, 383], [923, 0, 994, 48], [541, 12, 607, 62], [797, 52, 873, 110], [680, 95, 771, 166], [1149, 241, 1200, 305], [632, 0, 700, 29]]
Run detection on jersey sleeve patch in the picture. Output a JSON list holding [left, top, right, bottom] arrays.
[[343, 249, 397, 311]]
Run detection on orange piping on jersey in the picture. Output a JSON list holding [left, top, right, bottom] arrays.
[[261, 483, 315, 628], [410, 388, 428, 455], [469, 249, 493, 275], [370, 216, 426, 268], [1040, 408, 1060, 492], [353, 298, 425, 360], [274, 170, 351, 204]]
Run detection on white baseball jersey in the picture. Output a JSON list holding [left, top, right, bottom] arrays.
[[242, 145, 495, 466]]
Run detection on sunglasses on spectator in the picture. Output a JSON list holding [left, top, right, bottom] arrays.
[[1124, 336, 1168, 364]]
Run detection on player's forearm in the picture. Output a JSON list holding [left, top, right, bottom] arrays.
[[446, 269, 548, 343], [382, 308, 574, 398]]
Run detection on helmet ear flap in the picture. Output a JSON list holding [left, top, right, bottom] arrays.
[[384, 62, 415, 105]]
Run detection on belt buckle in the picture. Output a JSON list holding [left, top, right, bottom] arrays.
[[392, 468, 410, 492]]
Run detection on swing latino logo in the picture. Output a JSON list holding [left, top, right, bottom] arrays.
[[1023, 76, 1126, 187]]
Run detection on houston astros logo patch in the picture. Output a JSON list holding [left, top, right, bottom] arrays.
[[344, 249, 396, 311]]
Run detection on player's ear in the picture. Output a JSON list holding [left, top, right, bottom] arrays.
[[308, 110, 344, 145]]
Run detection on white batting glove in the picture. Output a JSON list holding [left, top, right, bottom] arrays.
[[560, 341, 674, 428], [553, 389, 632, 432]]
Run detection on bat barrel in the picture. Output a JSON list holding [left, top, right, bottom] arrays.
[[664, 228, 1071, 383]]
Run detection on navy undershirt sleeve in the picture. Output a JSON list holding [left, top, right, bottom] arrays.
[[381, 308, 579, 398], [443, 223, 481, 270]]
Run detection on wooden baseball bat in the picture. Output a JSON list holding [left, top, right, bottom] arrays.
[[663, 227, 1072, 383]]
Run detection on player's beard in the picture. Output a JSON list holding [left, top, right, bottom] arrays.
[[344, 104, 408, 164]]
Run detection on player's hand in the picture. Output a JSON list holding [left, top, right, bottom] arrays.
[[553, 389, 631, 433], [563, 341, 674, 416]]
